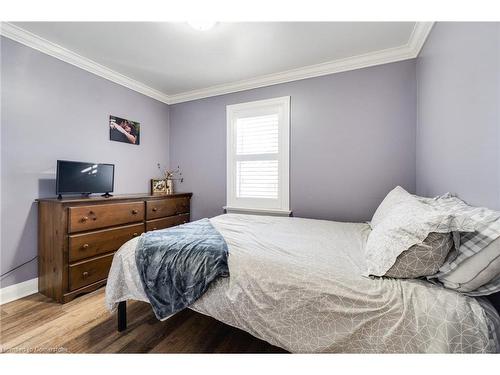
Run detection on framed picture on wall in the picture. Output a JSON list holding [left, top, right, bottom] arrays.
[[109, 115, 140, 145]]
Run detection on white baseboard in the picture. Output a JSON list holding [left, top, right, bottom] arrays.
[[0, 278, 38, 305]]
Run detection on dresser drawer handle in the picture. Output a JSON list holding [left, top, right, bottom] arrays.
[[81, 244, 89, 249], [81, 216, 89, 222], [132, 209, 139, 215], [152, 207, 158, 212], [152, 227, 157, 231], [132, 232, 139, 237], [82, 271, 89, 279]]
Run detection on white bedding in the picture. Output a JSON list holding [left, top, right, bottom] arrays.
[[105, 214, 500, 353]]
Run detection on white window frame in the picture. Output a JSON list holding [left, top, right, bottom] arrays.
[[225, 96, 290, 216]]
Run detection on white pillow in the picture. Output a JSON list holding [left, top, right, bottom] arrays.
[[370, 186, 412, 229], [419, 194, 500, 295], [364, 193, 475, 277], [438, 235, 500, 292]]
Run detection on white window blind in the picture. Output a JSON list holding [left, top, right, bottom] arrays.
[[237, 159, 279, 199], [236, 114, 279, 155], [226, 97, 290, 214], [236, 114, 279, 200]]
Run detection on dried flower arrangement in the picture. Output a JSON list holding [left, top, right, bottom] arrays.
[[153, 163, 183, 195], [157, 163, 184, 182]]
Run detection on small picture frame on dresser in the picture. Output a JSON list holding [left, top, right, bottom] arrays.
[[151, 179, 167, 195]]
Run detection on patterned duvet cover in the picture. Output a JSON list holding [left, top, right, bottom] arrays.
[[105, 214, 500, 353]]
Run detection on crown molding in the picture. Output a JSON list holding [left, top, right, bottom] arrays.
[[407, 22, 434, 57], [0, 22, 170, 104], [1, 22, 434, 105], [168, 22, 434, 104]]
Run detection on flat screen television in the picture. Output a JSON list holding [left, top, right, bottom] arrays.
[[56, 160, 114, 198]]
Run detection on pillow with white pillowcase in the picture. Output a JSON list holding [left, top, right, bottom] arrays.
[[370, 186, 412, 229], [364, 190, 475, 277]]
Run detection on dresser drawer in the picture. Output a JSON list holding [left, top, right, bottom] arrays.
[[146, 197, 190, 220], [69, 253, 114, 291], [146, 214, 190, 232], [68, 202, 144, 233], [69, 223, 144, 262]]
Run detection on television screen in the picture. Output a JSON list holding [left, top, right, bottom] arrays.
[[56, 160, 114, 195]]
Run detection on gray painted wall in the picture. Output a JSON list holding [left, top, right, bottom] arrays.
[[1, 37, 170, 288], [416, 22, 500, 209], [170, 60, 417, 222]]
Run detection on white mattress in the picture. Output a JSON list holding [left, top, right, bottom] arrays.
[[105, 214, 500, 353]]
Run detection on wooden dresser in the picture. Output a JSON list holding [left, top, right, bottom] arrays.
[[37, 193, 192, 303]]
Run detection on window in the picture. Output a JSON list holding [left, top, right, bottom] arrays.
[[226, 96, 290, 215]]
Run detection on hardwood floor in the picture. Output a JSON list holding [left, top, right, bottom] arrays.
[[0, 288, 286, 353]]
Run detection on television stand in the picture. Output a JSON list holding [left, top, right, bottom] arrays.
[[101, 192, 113, 198]]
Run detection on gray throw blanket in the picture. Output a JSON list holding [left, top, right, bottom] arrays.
[[135, 218, 229, 320]]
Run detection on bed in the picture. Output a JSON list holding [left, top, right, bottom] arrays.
[[105, 213, 500, 353]]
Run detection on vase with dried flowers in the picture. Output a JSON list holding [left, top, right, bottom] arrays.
[[153, 163, 183, 195]]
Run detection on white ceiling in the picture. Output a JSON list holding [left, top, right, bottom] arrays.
[[6, 22, 431, 103]]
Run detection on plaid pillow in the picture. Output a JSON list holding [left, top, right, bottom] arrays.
[[420, 194, 500, 296]]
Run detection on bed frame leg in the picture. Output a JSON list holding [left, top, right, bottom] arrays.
[[117, 301, 127, 332]]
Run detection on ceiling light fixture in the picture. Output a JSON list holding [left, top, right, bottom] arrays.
[[187, 21, 217, 31]]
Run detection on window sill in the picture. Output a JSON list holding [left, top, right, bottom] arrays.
[[223, 206, 292, 217]]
